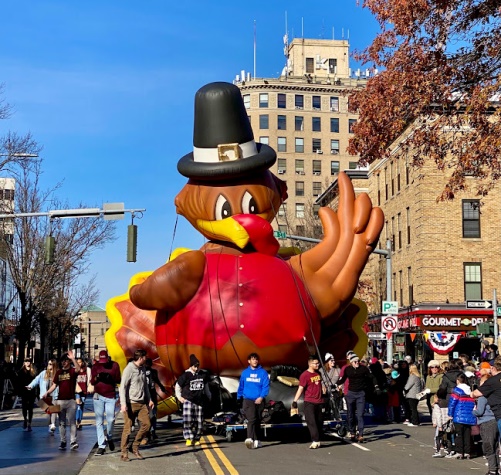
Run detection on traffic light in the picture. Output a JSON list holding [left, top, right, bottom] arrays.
[[127, 224, 137, 262], [44, 236, 55, 264]]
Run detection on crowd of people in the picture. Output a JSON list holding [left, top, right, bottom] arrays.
[[4, 344, 501, 472]]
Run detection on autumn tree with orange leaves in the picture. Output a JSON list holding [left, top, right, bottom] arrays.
[[348, 0, 501, 200]]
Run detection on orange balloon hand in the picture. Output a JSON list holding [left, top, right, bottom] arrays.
[[289, 172, 384, 318]]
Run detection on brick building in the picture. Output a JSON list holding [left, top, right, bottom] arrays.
[[365, 122, 501, 361]]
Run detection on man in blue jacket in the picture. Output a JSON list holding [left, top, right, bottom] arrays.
[[237, 353, 270, 449]]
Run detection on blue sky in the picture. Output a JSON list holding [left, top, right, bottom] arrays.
[[0, 1, 379, 307]]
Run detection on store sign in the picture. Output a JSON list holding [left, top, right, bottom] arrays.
[[421, 315, 488, 331]]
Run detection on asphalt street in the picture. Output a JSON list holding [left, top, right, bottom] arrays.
[[0, 399, 495, 475]]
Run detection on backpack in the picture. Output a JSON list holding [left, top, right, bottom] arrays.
[[261, 400, 289, 424]]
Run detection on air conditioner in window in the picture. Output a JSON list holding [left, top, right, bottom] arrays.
[[313, 172, 321, 176], [331, 149, 339, 155], [278, 169, 286, 174], [316, 150, 323, 154]]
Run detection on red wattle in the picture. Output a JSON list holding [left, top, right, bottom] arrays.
[[232, 214, 279, 256]]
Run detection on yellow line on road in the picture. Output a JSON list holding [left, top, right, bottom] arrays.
[[206, 435, 239, 475], [200, 437, 225, 475]]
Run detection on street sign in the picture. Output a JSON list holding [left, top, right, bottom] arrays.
[[367, 332, 386, 340], [466, 299, 493, 309], [273, 230, 287, 239], [382, 301, 398, 314], [382, 315, 398, 333]]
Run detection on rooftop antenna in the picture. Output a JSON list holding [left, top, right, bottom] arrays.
[[253, 20, 257, 79]]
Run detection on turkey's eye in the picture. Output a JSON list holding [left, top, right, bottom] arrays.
[[241, 191, 259, 214], [215, 195, 232, 220]]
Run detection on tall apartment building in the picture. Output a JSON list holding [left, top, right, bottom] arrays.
[[236, 38, 371, 238]]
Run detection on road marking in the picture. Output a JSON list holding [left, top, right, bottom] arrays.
[[201, 435, 239, 475], [330, 433, 371, 451], [206, 435, 239, 474], [200, 438, 225, 475]]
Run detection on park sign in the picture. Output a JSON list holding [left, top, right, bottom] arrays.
[[382, 301, 398, 314]]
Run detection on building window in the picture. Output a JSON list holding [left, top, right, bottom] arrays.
[[330, 118, 339, 133], [259, 114, 269, 129], [277, 137, 287, 152], [306, 58, 314, 73], [295, 138, 304, 153], [464, 263, 482, 300], [329, 59, 337, 74], [313, 182, 321, 196], [259, 93, 269, 108], [295, 116, 304, 131], [277, 115, 287, 130], [296, 203, 305, 218], [278, 203, 287, 217], [277, 93, 286, 108], [330, 96, 339, 112], [296, 225, 305, 235], [312, 160, 321, 174], [348, 119, 357, 133], [397, 213, 402, 249], [295, 181, 304, 197], [259, 136, 269, 145], [312, 117, 321, 132], [277, 158, 287, 174], [295, 95, 304, 109], [312, 96, 321, 110], [330, 140, 339, 154], [295, 159, 305, 174], [349, 161, 358, 170], [312, 139, 322, 153], [243, 94, 250, 109], [406, 207, 411, 245], [462, 199, 480, 238], [331, 161, 340, 175]]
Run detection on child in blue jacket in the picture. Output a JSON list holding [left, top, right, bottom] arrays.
[[237, 353, 270, 449], [448, 373, 476, 459]]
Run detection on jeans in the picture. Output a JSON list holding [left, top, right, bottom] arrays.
[[56, 399, 77, 444], [93, 394, 117, 449], [75, 393, 86, 423], [345, 390, 365, 437]]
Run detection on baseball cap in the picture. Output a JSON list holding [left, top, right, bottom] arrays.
[[98, 350, 109, 363]]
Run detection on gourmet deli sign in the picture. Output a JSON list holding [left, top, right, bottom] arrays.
[[420, 315, 488, 331]]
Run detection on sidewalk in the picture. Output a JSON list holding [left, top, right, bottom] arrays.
[[0, 400, 207, 475]]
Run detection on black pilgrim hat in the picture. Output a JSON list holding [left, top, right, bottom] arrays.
[[177, 82, 276, 181]]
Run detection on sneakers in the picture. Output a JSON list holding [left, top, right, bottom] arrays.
[[107, 439, 115, 451], [186, 439, 193, 447], [432, 452, 444, 458], [309, 441, 321, 449], [70, 442, 79, 450], [95, 448, 106, 456], [253, 440, 262, 449], [245, 438, 254, 449], [59, 442, 67, 450]]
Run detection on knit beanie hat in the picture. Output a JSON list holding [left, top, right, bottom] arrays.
[[189, 354, 200, 367]]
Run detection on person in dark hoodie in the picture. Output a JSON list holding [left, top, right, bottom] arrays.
[[237, 352, 270, 450], [175, 354, 211, 447], [439, 360, 463, 404]]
